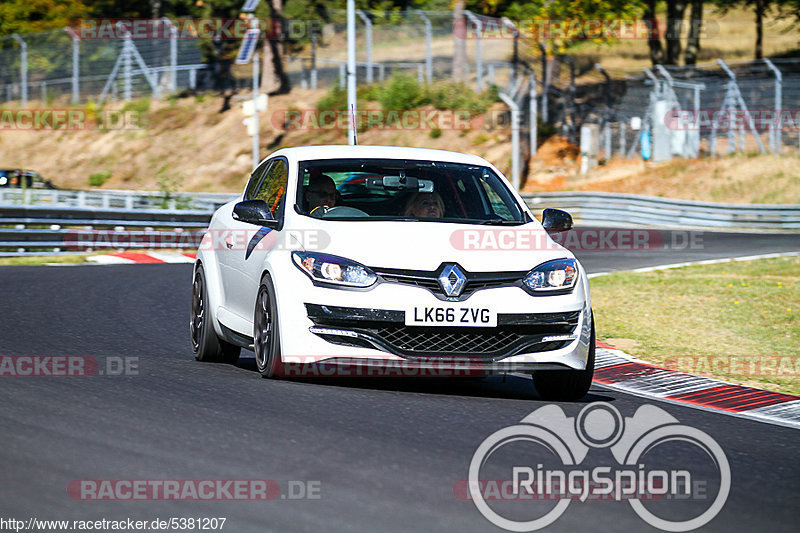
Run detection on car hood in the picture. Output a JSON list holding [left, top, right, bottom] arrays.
[[293, 219, 574, 272]]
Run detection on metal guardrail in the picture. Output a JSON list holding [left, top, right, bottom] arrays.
[[0, 205, 211, 255], [0, 188, 237, 212], [2, 192, 798, 256], [523, 192, 800, 230]]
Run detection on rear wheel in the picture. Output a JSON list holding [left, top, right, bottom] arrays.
[[254, 274, 283, 378], [191, 266, 240, 364], [533, 317, 595, 401]]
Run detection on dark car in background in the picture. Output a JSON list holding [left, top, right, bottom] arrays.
[[0, 170, 56, 189]]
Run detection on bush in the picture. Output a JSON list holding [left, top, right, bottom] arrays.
[[316, 87, 348, 112], [424, 81, 494, 114], [88, 170, 111, 187], [378, 73, 425, 111]]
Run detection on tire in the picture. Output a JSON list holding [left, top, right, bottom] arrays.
[[532, 316, 595, 401], [254, 274, 283, 378], [191, 266, 240, 364]]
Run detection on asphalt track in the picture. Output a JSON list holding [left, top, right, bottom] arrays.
[[0, 229, 798, 532]]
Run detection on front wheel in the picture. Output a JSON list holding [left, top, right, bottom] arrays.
[[190, 266, 240, 364], [532, 316, 595, 401], [254, 274, 283, 378]]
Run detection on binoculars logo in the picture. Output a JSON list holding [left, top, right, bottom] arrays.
[[468, 402, 730, 532]]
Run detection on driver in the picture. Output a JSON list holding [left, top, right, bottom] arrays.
[[304, 174, 337, 214]]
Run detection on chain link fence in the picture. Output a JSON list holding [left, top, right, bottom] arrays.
[[0, 21, 205, 105], [2, 12, 797, 166]]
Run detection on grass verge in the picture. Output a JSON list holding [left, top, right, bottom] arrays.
[[591, 256, 799, 395], [0, 254, 93, 266]]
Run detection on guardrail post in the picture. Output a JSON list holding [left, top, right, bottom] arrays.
[[11, 34, 27, 107], [620, 122, 626, 156]]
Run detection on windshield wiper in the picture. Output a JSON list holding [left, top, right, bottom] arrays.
[[476, 219, 526, 225]]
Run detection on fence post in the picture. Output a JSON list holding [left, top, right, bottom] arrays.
[[529, 72, 537, 156], [539, 43, 548, 123], [310, 34, 318, 90], [464, 11, 483, 91], [498, 91, 520, 190], [416, 10, 432, 83], [123, 38, 132, 102], [64, 28, 80, 104], [620, 121, 626, 157], [163, 18, 178, 93], [595, 64, 612, 159], [11, 34, 27, 107], [356, 10, 373, 83], [763, 58, 782, 154]]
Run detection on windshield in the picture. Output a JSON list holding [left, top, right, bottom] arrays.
[[296, 158, 529, 225]]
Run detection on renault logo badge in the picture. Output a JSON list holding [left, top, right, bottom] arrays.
[[438, 264, 467, 297]]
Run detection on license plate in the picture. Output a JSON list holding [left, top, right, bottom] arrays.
[[405, 306, 497, 327]]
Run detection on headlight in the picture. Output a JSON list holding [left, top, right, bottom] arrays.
[[292, 251, 377, 288], [523, 258, 578, 293]]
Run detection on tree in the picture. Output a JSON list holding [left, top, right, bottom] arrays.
[[260, 0, 290, 95], [0, 0, 92, 36], [684, 0, 703, 64], [713, 0, 800, 59]]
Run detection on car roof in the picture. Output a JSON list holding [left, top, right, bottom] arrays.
[[263, 145, 492, 167]]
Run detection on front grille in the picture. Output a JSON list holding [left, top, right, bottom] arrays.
[[306, 304, 580, 360], [373, 265, 526, 300]]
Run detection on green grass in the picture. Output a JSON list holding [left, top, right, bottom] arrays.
[[0, 254, 92, 266], [591, 256, 800, 395]]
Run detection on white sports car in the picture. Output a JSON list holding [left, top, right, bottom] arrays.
[[191, 145, 594, 400]]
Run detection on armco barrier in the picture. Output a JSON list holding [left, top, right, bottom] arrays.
[[2, 192, 798, 256], [0, 188, 237, 212], [0, 205, 211, 255], [523, 192, 800, 230]]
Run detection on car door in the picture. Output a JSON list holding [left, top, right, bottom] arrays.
[[227, 157, 289, 321], [217, 160, 272, 324]]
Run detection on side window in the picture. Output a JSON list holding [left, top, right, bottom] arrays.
[[244, 161, 272, 200], [253, 159, 289, 219]]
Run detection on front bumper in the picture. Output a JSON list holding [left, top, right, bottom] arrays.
[[275, 260, 592, 372]]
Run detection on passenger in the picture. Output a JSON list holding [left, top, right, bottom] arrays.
[[304, 174, 337, 213], [403, 191, 444, 218]]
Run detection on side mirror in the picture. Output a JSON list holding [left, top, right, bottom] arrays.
[[541, 208, 573, 234], [232, 199, 279, 228]]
